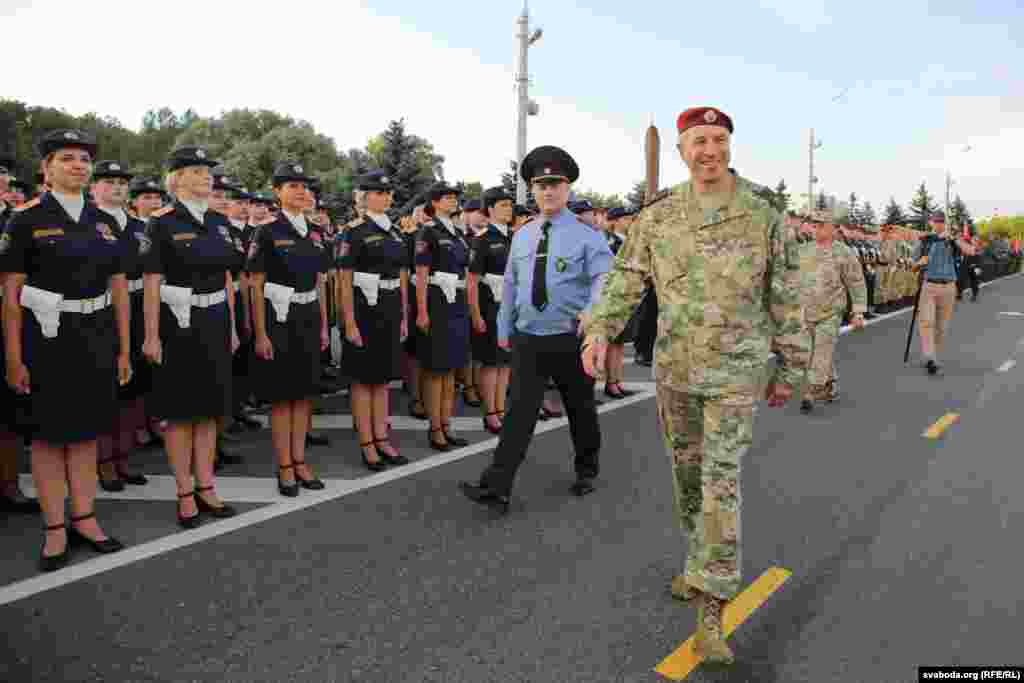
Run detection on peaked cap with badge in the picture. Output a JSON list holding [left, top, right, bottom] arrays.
[[38, 128, 99, 158], [92, 160, 134, 181], [354, 170, 393, 193], [462, 199, 483, 212], [128, 176, 164, 197], [272, 160, 314, 187], [519, 145, 579, 184], [427, 181, 461, 202], [482, 186, 514, 209], [569, 199, 594, 214], [167, 145, 218, 171]]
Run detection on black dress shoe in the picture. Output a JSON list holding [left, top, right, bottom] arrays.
[[459, 482, 510, 513], [569, 477, 596, 497], [926, 359, 939, 375], [443, 429, 469, 448], [39, 524, 70, 573], [636, 355, 653, 367], [116, 468, 148, 486], [374, 439, 409, 466], [68, 513, 124, 554], [306, 431, 330, 447], [293, 460, 326, 490], [800, 399, 813, 414], [277, 464, 300, 497], [99, 476, 125, 493], [177, 492, 203, 529], [360, 443, 389, 472], [194, 486, 238, 518], [0, 489, 41, 513]]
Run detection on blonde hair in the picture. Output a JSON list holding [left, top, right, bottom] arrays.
[[164, 169, 181, 198], [353, 189, 368, 216]]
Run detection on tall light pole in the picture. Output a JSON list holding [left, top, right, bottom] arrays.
[[808, 128, 822, 216], [945, 144, 972, 219], [515, 1, 541, 204]]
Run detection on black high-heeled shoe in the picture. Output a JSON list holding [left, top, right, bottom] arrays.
[[277, 464, 299, 497], [98, 456, 125, 492], [442, 424, 469, 448], [293, 459, 327, 489], [374, 438, 409, 466], [115, 464, 148, 486], [427, 428, 450, 452], [462, 386, 483, 408], [177, 491, 202, 529], [482, 412, 502, 435], [194, 486, 238, 518], [68, 512, 124, 554], [409, 399, 428, 420], [39, 523, 69, 573], [361, 442, 389, 472]]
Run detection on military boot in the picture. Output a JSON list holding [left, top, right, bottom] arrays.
[[693, 592, 734, 666], [670, 574, 698, 601]]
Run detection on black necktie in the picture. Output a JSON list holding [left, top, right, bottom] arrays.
[[532, 221, 551, 311]]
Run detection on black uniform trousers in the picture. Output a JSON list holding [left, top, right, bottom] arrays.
[[480, 332, 600, 496], [634, 287, 658, 360], [957, 259, 980, 299]]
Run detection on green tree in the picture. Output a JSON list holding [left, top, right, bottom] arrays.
[[883, 197, 906, 225], [816, 190, 828, 211], [861, 201, 877, 226], [908, 181, 939, 228], [455, 181, 483, 200], [626, 180, 647, 207], [377, 118, 442, 209], [949, 194, 972, 228], [774, 179, 790, 213], [844, 192, 859, 225]]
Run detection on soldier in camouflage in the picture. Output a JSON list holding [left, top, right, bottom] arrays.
[[581, 107, 812, 666], [800, 221, 867, 413]]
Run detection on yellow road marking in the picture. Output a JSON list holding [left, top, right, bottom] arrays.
[[654, 567, 792, 680], [923, 413, 959, 439]]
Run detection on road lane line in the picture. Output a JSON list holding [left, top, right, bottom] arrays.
[[654, 567, 792, 680], [0, 384, 658, 607], [998, 360, 1016, 373], [923, 413, 960, 439]]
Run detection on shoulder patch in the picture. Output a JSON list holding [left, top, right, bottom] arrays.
[[13, 197, 41, 212], [641, 189, 671, 210], [152, 205, 175, 218]]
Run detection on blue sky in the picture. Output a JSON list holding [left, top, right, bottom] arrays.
[[5, 0, 1022, 217]]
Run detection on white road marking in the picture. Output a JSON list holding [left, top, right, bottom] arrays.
[[0, 383, 657, 607], [1000, 312, 1024, 317], [18, 475, 284, 504], [997, 360, 1016, 373]]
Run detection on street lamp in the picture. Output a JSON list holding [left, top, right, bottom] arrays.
[[808, 129, 823, 216], [515, 1, 541, 204]]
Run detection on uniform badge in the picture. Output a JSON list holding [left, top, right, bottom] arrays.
[[195, 149, 206, 159], [110, 163, 120, 171], [0, 232, 11, 254], [555, 256, 568, 273], [218, 225, 232, 243], [339, 241, 350, 258], [137, 233, 152, 255], [294, 164, 303, 174], [234, 238, 244, 253], [247, 239, 259, 260], [415, 240, 428, 255], [468, 248, 476, 262], [704, 109, 718, 123], [64, 131, 79, 140]]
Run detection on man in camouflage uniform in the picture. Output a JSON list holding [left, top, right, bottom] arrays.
[[800, 221, 867, 413], [581, 107, 812, 666]]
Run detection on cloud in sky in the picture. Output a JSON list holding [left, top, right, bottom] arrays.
[[3, 0, 1022, 217]]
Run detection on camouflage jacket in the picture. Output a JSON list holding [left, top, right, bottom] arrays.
[[585, 178, 812, 395], [806, 240, 868, 322]]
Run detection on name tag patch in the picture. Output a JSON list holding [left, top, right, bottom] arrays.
[[274, 239, 295, 247], [33, 228, 64, 238], [173, 232, 197, 241]]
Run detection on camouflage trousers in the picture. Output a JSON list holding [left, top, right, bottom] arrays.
[[805, 315, 841, 401], [656, 384, 753, 600]]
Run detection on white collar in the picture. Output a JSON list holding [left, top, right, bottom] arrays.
[[283, 210, 308, 238], [52, 190, 85, 223], [438, 216, 457, 235], [180, 199, 208, 225], [492, 222, 509, 238], [100, 205, 127, 229], [229, 218, 245, 229], [367, 212, 392, 231]]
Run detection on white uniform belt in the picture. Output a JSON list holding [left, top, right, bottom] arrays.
[[379, 279, 401, 290], [127, 278, 144, 293], [60, 292, 111, 314], [291, 289, 318, 304], [429, 275, 467, 289], [191, 290, 226, 308]]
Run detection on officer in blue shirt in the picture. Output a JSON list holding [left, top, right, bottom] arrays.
[[460, 145, 613, 512]]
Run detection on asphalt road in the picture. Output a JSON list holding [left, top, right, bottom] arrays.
[[2, 274, 1023, 682]]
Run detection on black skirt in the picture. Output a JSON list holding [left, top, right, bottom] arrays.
[[251, 298, 321, 403], [416, 285, 469, 372], [342, 287, 402, 385], [470, 286, 511, 367], [118, 289, 152, 401], [0, 306, 26, 434], [21, 305, 118, 444], [149, 300, 232, 422]]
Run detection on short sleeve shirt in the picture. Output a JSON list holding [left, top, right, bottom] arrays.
[[414, 220, 469, 275], [245, 215, 326, 292], [140, 201, 237, 295], [467, 224, 511, 276], [337, 218, 409, 278]]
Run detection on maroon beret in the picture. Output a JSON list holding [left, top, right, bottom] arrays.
[[676, 107, 734, 135]]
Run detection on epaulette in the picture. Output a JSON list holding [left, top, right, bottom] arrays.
[[13, 197, 41, 212], [151, 205, 175, 218], [640, 189, 671, 211]]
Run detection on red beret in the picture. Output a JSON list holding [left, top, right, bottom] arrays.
[[676, 107, 734, 135]]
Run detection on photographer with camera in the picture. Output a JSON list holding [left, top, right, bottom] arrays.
[[912, 211, 978, 375]]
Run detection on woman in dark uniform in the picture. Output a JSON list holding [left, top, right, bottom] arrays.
[[402, 196, 428, 420], [414, 183, 470, 451], [2, 129, 130, 571], [467, 187, 514, 434], [248, 161, 328, 496], [90, 161, 151, 491], [338, 171, 410, 471], [141, 146, 240, 527]]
